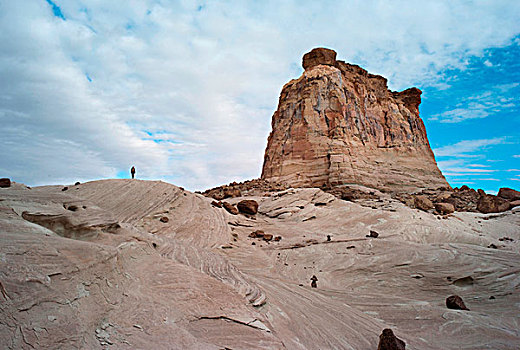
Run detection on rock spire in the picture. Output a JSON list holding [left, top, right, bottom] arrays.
[[261, 47, 448, 192]]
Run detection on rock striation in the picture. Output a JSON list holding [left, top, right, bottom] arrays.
[[261, 47, 449, 193]]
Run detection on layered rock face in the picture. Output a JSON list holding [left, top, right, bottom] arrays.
[[262, 48, 449, 193]]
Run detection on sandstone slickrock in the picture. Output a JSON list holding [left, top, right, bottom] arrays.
[[237, 200, 259, 215], [2, 178, 520, 349], [261, 47, 448, 193], [498, 187, 520, 201], [377, 328, 406, 350], [446, 295, 469, 310], [0, 178, 11, 188]]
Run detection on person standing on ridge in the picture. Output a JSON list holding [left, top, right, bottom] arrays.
[[131, 166, 136, 179]]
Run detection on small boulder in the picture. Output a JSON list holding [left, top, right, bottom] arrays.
[[223, 188, 241, 199], [274, 236, 282, 241], [414, 195, 433, 211], [211, 200, 222, 208], [477, 195, 511, 214], [249, 230, 264, 238], [62, 186, 68, 191], [0, 178, 11, 188], [498, 187, 520, 201], [66, 205, 78, 212], [263, 234, 273, 241], [75, 181, 81, 186], [434, 202, 455, 215], [160, 216, 169, 223], [237, 200, 259, 215], [366, 230, 379, 238], [222, 202, 239, 215], [377, 328, 406, 350], [446, 295, 469, 310]]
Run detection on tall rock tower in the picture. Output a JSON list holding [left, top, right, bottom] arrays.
[[261, 48, 448, 193]]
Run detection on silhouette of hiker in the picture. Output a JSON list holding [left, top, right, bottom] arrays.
[[131, 166, 136, 179], [311, 275, 318, 288]]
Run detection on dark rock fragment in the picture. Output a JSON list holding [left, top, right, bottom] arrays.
[[0, 178, 11, 188], [377, 328, 406, 350], [477, 194, 511, 214], [446, 295, 469, 310], [222, 202, 239, 215], [366, 230, 379, 238], [237, 200, 259, 215]]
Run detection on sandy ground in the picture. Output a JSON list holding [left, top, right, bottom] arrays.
[[1, 179, 519, 349]]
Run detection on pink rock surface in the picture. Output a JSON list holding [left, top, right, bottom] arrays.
[[1, 179, 520, 349]]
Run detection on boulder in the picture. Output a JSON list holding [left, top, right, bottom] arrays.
[[222, 202, 239, 215], [434, 202, 455, 215], [302, 47, 337, 70], [477, 195, 511, 214], [446, 295, 469, 310], [211, 200, 222, 208], [511, 200, 520, 208], [377, 328, 406, 350], [367, 230, 379, 238], [0, 178, 11, 188], [237, 200, 259, 215], [414, 195, 433, 211], [498, 187, 520, 201], [263, 234, 273, 241], [249, 230, 264, 238], [160, 216, 169, 223]]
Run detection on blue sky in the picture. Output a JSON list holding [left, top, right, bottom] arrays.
[[0, 0, 519, 192]]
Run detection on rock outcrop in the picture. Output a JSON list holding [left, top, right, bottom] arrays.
[[262, 47, 448, 193], [498, 187, 520, 201]]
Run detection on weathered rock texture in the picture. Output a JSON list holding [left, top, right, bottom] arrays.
[[1, 179, 520, 349], [262, 47, 448, 193]]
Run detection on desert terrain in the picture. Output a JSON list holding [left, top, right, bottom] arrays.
[[1, 178, 519, 349]]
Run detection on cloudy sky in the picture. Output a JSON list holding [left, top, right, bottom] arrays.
[[1, 0, 519, 192]]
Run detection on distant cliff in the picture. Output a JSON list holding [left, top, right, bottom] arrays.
[[261, 47, 449, 193]]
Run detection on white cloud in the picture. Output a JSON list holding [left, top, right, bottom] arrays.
[[430, 83, 519, 123], [1, 1, 520, 189], [434, 138, 508, 157], [514, 155, 520, 158]]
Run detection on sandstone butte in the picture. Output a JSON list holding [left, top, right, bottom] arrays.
[[262, 47, 449, 193]]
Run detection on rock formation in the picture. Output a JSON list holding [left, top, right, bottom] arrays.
[[261, 47, 449, 193]]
